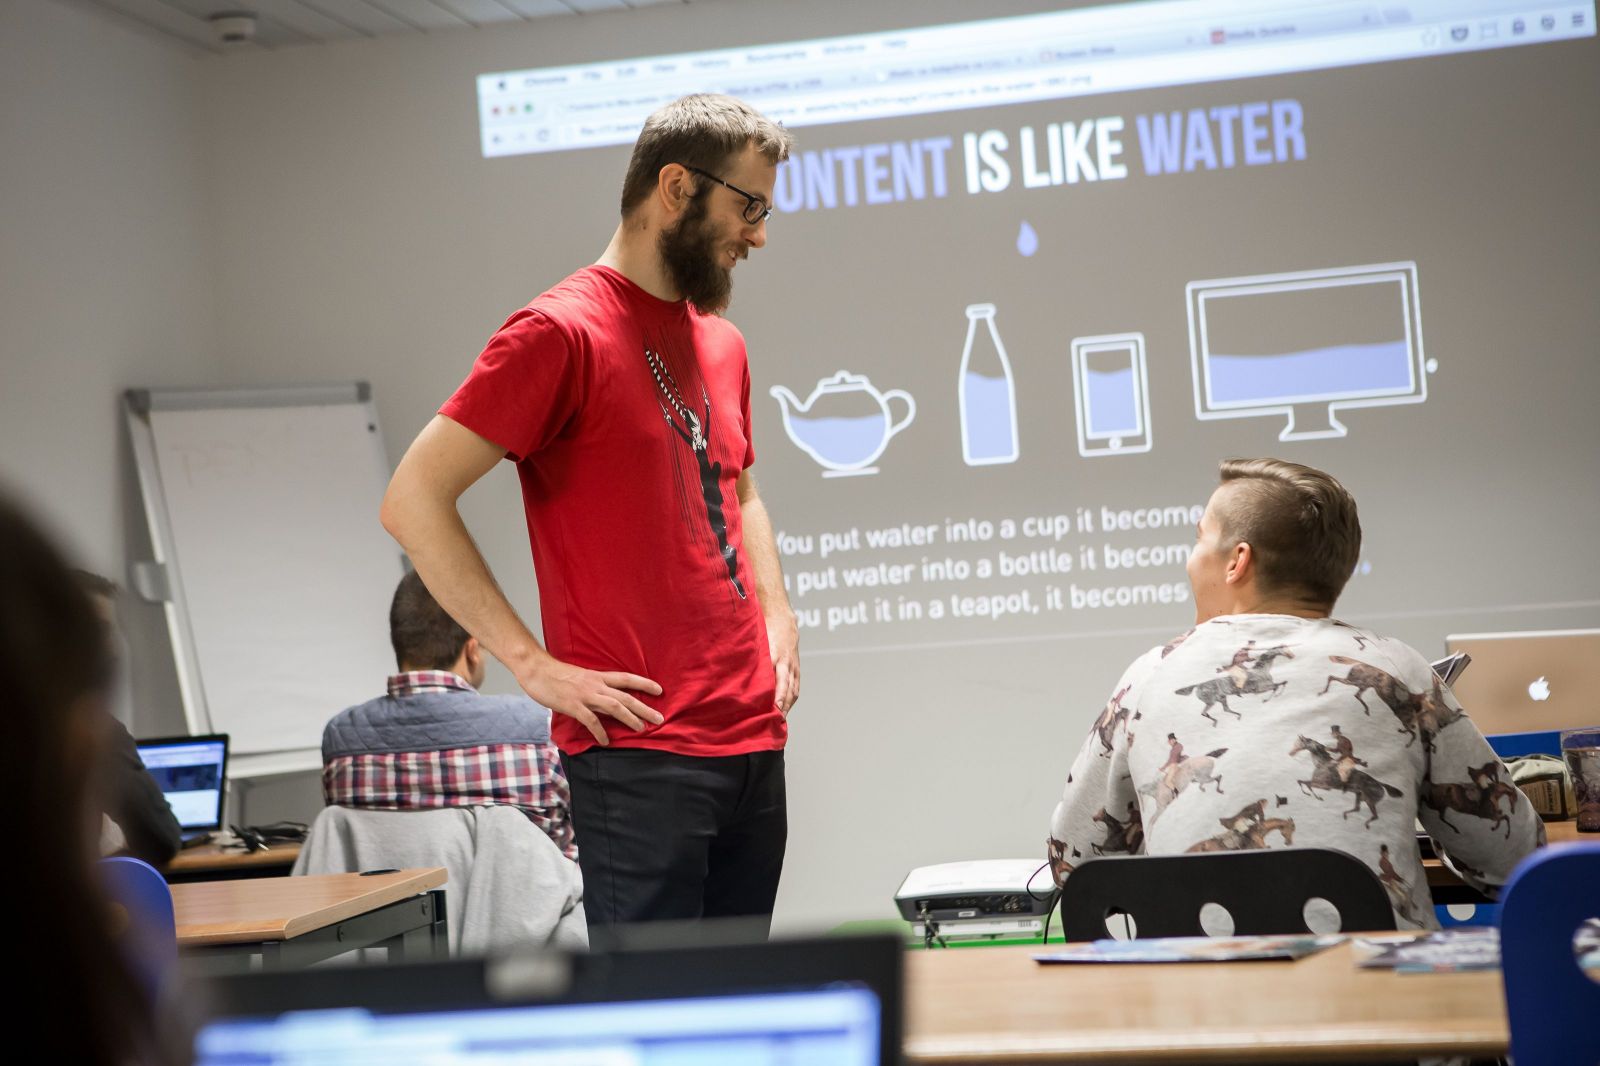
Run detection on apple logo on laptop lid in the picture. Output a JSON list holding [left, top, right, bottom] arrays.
[[1528, 676, 1551, 702]]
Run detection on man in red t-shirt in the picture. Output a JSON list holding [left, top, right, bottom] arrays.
[[380, 94, 800, 932]]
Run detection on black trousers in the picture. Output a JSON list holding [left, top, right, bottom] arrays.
[[561, 748, 787, 933]]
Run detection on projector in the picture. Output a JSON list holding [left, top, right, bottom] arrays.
[[894, 859, 1058, 924]]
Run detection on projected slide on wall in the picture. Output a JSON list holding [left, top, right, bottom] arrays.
[[478, 0, 1600, 656]]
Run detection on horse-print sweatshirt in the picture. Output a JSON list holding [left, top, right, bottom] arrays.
[[1048, 614, 1546, 930]]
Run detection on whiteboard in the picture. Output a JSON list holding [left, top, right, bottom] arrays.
[[126, 385, 404, 777]]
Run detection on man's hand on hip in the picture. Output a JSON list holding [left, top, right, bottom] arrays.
[[767, 611, 800, 718], [518, 656, 663, 746]]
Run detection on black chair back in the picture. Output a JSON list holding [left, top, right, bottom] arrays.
[[1058, 847, 1396, 940]]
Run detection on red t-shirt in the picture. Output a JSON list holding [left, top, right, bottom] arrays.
[[441, 265, 784, 757]]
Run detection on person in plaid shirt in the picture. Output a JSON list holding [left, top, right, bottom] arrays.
[[321, 570, 575, 861]]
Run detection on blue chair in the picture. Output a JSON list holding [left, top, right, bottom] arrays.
[[1498, 842, 1600, 1066], [100, 856, 178, 992]]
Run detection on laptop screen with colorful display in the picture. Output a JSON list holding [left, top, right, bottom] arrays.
[[135, 734, 228, 833]]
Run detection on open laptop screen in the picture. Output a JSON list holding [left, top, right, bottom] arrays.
[[135, 734, 228, 830], [196, 933, 902, 1065], [198, 985, 883, 1065]]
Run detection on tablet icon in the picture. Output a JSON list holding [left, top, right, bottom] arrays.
[[1071, 333, 1152, 457]]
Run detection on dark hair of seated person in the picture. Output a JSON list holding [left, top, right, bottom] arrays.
[[389, 568, 472, 671], [0, 491, 170, 1064]]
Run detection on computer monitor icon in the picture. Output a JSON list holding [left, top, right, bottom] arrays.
[[1186, 262, 1428, 441]]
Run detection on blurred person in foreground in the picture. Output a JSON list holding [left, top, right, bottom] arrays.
[[3, 491, 176, 1062], [1047, 458, 1543, 929]]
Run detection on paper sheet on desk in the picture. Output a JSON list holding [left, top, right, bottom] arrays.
[[1036, 934, 1344, 964], [1356, 919, 1600, 974], [1355, 929, 1500, 972]]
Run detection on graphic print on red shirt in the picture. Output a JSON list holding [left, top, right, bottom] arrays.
[[440, 266, 784, 758], [643, 333, 746, 603]]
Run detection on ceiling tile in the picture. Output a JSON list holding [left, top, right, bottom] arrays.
[[78, 0, 220, 49], [293, 0, 416, 35], [496, 0, 576, 16], [360, 0, 469, 31], [430, 0, 524, 28]]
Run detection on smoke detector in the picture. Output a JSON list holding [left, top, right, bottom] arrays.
[[208, 11, 258, 45]]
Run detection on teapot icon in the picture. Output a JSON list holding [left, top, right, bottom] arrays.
[[769, 370, 917, 478]]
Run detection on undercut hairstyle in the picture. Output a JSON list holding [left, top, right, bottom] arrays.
[[619, 93, 794, 216], [389, 569, 471, 672], [1216, 457, 1362, 609]]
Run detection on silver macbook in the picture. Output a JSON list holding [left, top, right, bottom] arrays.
[[1444, 629, 1600, 735]]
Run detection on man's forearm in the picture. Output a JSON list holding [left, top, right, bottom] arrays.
[[381, 483, 548, 680], [739, 493, 793, 623], [380, 415, 661, 744]]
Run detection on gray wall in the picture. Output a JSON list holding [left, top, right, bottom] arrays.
[[0, 0, 214, 742]]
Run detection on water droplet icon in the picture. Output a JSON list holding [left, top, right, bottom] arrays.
[[1016, 221, 1039, 257]]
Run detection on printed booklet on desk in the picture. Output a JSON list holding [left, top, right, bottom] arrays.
[[1035, 934, 1344, 965], [1430, 651, 1470, 686], [1355, 928, 1500, 973]]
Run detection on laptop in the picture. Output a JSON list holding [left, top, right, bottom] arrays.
[[1444, 629, 1600, 736], [135, 733, 229, 847], [194, 932, 903, 1065]]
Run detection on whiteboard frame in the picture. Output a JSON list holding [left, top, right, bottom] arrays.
[[123, 383, 392, 779]]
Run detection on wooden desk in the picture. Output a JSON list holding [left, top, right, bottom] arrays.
[[164, 842, 302, 883], [905, 937, 1504, 1063], [175, 868, 447, 971]]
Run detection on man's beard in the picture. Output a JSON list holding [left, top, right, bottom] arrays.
[[658, 193, 734, 315]]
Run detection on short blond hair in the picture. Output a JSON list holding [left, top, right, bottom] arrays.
[[619, 94, 793, 216], [1216, 458, 1362, 609]]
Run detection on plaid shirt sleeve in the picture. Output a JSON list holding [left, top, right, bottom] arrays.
[[323, 741, 577, 861]]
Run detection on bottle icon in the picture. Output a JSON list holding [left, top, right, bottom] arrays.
[[958, 303, 1020, 465]]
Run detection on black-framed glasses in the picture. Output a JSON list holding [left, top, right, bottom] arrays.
[[684, 165, 772, 225]]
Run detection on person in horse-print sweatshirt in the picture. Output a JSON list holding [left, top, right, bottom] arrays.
[[1048, 458, 1544, 930]]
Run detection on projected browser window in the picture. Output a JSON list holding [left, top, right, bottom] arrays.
[[477, 0, 1595, 158]]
